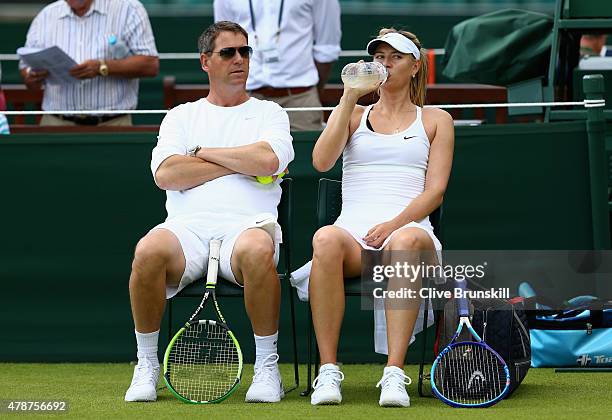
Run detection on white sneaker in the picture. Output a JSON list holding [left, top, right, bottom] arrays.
[[124, 358, 160, 402], [245, 354, 284, 403], [376, 366, 411, 407], [311, 363, 344, 405]]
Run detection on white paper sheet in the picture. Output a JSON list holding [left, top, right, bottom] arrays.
[[17, 46, 78, 85]]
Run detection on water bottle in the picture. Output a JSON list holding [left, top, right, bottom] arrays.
[[340, 61, 387, 89], [108, 34, 130, 59]]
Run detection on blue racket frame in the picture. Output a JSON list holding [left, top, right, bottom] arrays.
[[430, 279, 511, 408]]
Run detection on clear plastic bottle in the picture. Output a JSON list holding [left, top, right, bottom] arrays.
[[108, 34, 130, 60], [341, 61, 387, 89]]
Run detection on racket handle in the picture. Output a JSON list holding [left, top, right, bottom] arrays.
[[206, 240, 222, 286], [455, 278, 470, 317]]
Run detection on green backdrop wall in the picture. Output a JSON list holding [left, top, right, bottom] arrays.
[[0, 120, 602, 363]]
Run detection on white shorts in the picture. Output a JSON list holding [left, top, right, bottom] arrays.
[[151, 213, 282, 298]]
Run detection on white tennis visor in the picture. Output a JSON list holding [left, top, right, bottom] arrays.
[[366, 32, 421, 60]]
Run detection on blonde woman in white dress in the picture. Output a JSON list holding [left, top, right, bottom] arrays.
[[307, 28, 454, 407]]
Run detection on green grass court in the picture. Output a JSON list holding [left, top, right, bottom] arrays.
[[2, 363, 611, 419]]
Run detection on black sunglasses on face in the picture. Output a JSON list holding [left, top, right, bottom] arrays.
[[209, 46, 253, 59]]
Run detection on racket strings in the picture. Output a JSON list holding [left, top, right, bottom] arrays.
[[433, 343, 506, 405], [167, 322, 241, 402]]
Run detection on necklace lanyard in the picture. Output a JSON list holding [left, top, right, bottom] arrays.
[[248, 0, 284, 45]]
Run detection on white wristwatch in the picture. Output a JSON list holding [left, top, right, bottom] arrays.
[[188, 145, 201, 157], [98, 60, 109, 77]]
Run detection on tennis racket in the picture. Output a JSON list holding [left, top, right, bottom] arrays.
[[164, 239, 243, 403], [431, 279, 510, 408]]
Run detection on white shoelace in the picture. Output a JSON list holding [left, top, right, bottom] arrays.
[[132, 358, 159, 386], [376, 369, 412, 392], [313, 368, 345, 390], [252, 353, 280, 386]]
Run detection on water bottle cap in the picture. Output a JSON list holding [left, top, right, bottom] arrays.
[[109, 35, 117, 45]]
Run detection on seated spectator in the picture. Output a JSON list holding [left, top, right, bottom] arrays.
[[580, 34, 611, 57]]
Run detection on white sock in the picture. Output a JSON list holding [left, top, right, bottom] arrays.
[[320, 363, 340, 373], [135, 329, 159, 367], [384, 366, 404, 375], [254, 331, 278, 367]]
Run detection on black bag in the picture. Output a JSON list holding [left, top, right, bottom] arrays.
[[437, 297, 531, 397]]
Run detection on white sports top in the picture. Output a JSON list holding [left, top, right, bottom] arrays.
[[151, 97, 294, 222], [333, 104, 441, 251]]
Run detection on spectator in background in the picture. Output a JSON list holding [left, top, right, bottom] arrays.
[[214, 0, 341, 131], [19, 0, 159, 126], [0, 62, 9, 135], [580, 34, 611, 57]]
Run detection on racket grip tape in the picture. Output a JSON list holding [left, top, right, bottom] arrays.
[[455, 277, 470, 317], [206, 240, 222, 285]]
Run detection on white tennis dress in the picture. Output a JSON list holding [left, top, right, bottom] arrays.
[[334, 104, 442, 251], [292, 104, 443, 354]]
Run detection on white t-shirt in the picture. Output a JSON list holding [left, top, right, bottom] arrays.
[[151, 97, 294, 221]]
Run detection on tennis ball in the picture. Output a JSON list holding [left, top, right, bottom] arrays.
[[256, 176, 273, 184], [256, 172, 285, 184]]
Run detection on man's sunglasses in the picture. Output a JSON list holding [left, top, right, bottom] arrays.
[[209, 46, 253, 59]]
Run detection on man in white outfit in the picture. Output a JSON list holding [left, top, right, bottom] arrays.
[[124, 21, 294, 403]]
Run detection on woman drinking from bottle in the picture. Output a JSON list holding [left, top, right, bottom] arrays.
[[297, 28, 454, 407]]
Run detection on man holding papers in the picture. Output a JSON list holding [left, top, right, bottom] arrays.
[[19, 0, 159, 126]]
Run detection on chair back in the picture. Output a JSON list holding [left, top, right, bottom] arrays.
[[317, 178, 342, 228], [278, 177, 293, 274]]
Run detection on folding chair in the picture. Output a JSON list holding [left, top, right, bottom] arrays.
[[301, 178, 442, 396], [167, 178, 299, 393]]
